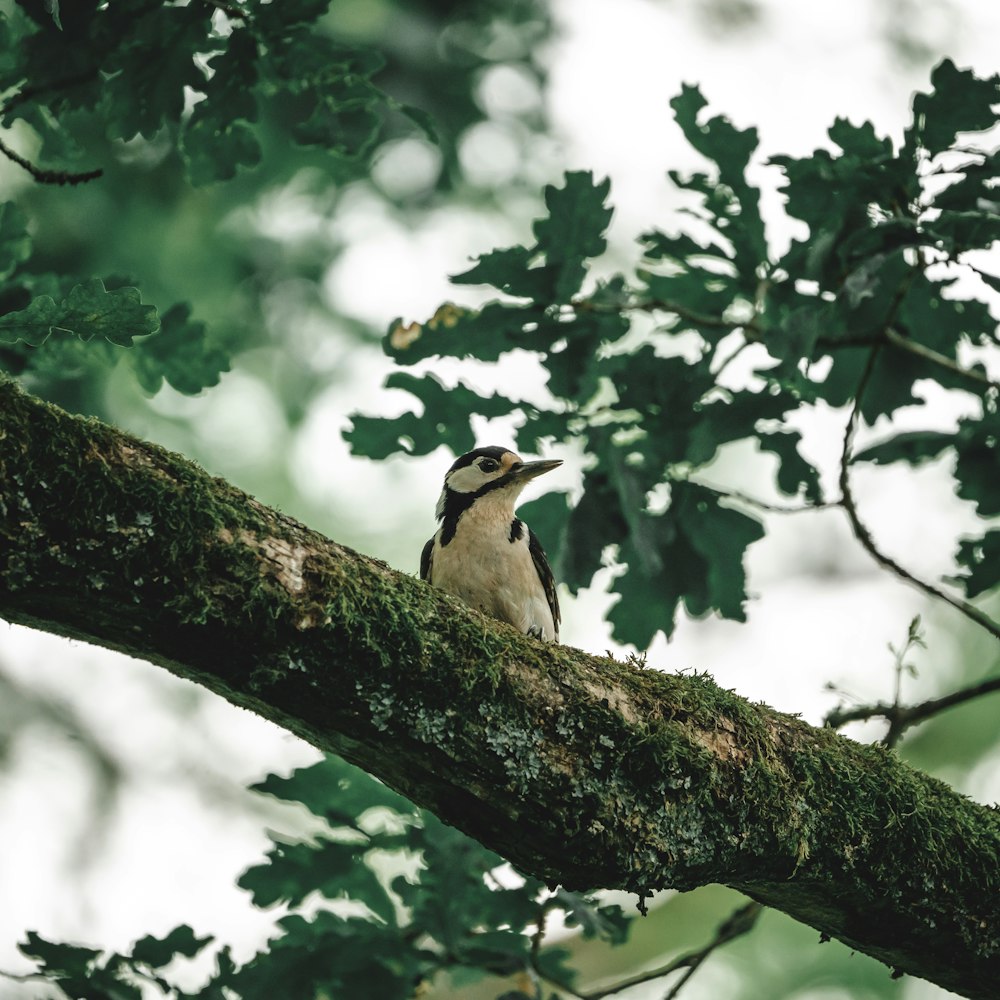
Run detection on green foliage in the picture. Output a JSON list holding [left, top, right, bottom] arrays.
[[0, 277, 159, 347], [16, 756, 633, 998], [10, 6, 1000, 995], [451, 170, 613, 303], [130, 304, 230, 396], [0, 0, 422, 396], [0, 242, 228, 394], [345, 371, 518, 458], [1, 0, 426, 184], [18, 925, 212, 999], [0, 0, 552, 409], [349, 59, 1000, 644]]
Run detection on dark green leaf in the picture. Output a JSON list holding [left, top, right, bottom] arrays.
[[452, 245, 550, 299], [555, 889, 632, 944], [0, 202, 31, 280], [854, 431, 954, 466], [638, 266, 740, 343], [18, 931, 101, 975], [455, 929, 528, 974], [828, 117, 894, 159], [517, 490, 570, 579], [927, 209, 1000, 253], [130, 925, 213, 968], [130, 303, 230, 395], [757, 430, 823, 502], [640, 228, 731, 264], [60, 279, 160, 346], [613, 347, 716, 466], [250, 755, 417, 823], [239, 838, 396, 922], [229, 911, 417, 1000], [544, 307, 627, 400], [345, 372, 517, 459], [906, 59, 1000, 157], [0, 278, 160, 347], [696, 388, 794, 462], [0, 293, 62, 345], [532, 946, 576, 987], [531, 171, 613, 301], [954, 530, 1000, 598], [670, 84, 765, 271], [102, 3, 212, 141], [382, 301, 546, 366], [681, 482, 764, 619], [182, 31, 263, 185], [931, 150, 1000, 213], [955, 435, 1000, 517], [608, 481, 763, 645]]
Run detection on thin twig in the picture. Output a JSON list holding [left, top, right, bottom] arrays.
[[884, 326, 999, 391], [573, 294, 759, 336], [825, 673, 1000, 746], [527, 896, 587, 1000], [578, 902, 762, 1000], [0, 136, 102, 186], [838, 346, 1000, 644], [693, 479, 833, 515], [1, 70, 100, 117], [711, 334, 752, 379]]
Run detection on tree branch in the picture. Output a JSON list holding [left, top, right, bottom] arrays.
[[838, 347, 1000, 644], [2, 378, 1000, 999], [825, 673, 1000, 744], [0, 136, 102, 186], [579, 902, 761, 1000]]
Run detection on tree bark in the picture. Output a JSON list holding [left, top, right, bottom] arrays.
[[2, 377, 998, 999]]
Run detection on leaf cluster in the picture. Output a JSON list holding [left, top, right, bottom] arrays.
[[348, 59, 1000, 647], [1, 0, 432, 185], [0, 202, 229, 395], [0, 0, 553, 408], [17, 756, 632, 998]]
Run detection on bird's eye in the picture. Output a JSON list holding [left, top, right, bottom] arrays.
[[479, 458, 500, 473]]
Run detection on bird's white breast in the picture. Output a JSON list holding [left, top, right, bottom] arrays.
[[431, 499, 556, 641]]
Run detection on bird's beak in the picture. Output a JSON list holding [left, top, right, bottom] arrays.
[[510, 459, 562, 482]]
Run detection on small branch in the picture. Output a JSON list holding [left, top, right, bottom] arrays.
[[1, 70, 100, 117], [527, 896, 588, 1000], [0, 136, 102, 186], [711, 335, 752, 379], [838, 347, 1000, 644], [825, 674, 1000, 747], [578, 902, 762, 1000], [573, 294, 759, 336], [884, 327, 999, 391], [692, 479, 833, 515]]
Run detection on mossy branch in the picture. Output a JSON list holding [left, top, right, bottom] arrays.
[[1, 378, 999, 999]]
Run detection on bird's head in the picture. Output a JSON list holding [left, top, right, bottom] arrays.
[[436, 446, 562, 520]]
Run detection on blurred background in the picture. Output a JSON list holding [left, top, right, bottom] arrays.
[[3, 0, 1000, 997]]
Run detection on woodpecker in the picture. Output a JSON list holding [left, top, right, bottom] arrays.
[[421, 446, 562, 642]]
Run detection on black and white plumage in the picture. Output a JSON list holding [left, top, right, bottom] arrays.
[[421, 446, 561, 642]]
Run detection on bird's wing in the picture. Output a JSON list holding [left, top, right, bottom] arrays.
[[420, 536, 434, 582], [528, 527, 560, 638]]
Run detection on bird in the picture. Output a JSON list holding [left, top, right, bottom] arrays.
[[421, 446, 562, 642]]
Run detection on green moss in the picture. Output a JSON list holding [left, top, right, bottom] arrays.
[[5, 378, 1000, 983]]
